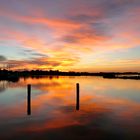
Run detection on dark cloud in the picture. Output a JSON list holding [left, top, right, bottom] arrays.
[[22, 49, 48, 58], [84, 0, 140, 16], [29, 59, 61, 67], [63, 0, 140, 43], [69, 15, 99, 23], [59, 0, 140, 48], [6, 57, 62, 69], [60, 25, 110, 44], [66, 15, 109, 44], [5, 55, 79, 70], [89, 22, 109, 36], [67, 0, 140, 24], [30, 53, 48, 57], [0, 55, 7, 61], [23, 49, 34, 53], [62, 35, 80, 43]]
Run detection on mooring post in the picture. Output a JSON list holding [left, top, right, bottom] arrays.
[[27, 84, 31, 115], [76, 83, 80, 110]]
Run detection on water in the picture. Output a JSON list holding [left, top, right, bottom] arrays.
[[0, 76, 140, 140]]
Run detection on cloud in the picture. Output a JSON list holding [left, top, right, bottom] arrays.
[[0, 55, 7, 61], [22, 49, 48, 58], [5, 53, 79, 70], [59, 26, 110, 52], [69, 14, 100, 23]]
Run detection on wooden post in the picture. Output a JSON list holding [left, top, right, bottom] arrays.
[[76, 83, 80, 110], [27, 84, 31, 115]]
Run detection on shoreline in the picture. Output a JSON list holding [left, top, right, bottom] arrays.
[[0, 70, 140, 82]]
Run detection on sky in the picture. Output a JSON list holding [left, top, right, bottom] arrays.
[[0, 0, 140, 72]]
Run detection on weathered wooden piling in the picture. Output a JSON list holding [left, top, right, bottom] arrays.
[[27, 84, 31, 115], [76, 83, 80, 110]]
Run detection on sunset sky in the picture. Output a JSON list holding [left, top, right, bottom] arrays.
[[0, 0, 140, 72]]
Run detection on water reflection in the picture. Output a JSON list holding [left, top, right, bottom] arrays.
[[0, 76, 140, 140], [0, 81, 8, 93]]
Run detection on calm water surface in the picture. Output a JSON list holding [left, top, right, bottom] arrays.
[[0, 76, 140, 140]]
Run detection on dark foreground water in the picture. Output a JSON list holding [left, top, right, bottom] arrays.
[[0, 76, 140, 140]]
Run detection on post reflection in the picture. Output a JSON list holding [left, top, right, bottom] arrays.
[[27, 84, 31, 115], [76, 83, 80, 110]]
